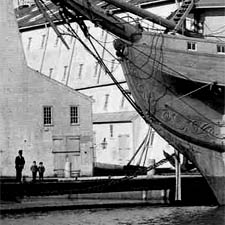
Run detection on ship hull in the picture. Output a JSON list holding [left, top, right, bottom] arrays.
[[116, 32, 225, 205]]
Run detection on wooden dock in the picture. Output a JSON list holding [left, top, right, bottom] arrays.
[[0, 174, 217, 205]]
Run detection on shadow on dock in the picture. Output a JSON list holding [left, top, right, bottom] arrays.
[[0, 173, 218, 214]]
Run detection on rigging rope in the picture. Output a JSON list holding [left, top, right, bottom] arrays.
[[39, 1, 224, 138], [124, 45, 225, 130], [167, 82, 213, 104], [89, 32, 224, 134], [79, 29, 224, 138], [66, 153, 176, 195], [54, 7, 147, 122]]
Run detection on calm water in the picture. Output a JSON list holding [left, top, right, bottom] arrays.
[[1, 206, 225, 225]]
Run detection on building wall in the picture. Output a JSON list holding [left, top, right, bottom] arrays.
[[22, 24, 124, 89], [18, 1, 179, 168], [93, 122, 134, 165], [93, 115, 174, 167], [203, 9, 225, 40], [0, 1, 93, 177], [20, 3, 177, 88], [79, 85, 132, 113]]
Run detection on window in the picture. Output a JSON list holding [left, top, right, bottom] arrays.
[[49, 68, 53, 77], [217, 45, 225, 54], [150, 131, 155, 146], [110, 124, 113, 138], [101, 138, 107, 149], [62, 65, 68, 81], [41, 34, 46, 49], [110, 59, 115, 72], [104, 94, 109, 110], [187, 42, 197, 51], [27, 37, 32, 50], [54, 37, 59, 47], [70, 106, 79, 125], [43, 106, 53, 126], [78, 64, 83, 79], [118, 134, 130, 151], [120, 95, 125, 109], [94, 62, 98, 77]]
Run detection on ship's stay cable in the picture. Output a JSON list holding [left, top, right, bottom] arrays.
[[167, 82, 212, 104], [126, 126, 151, 167], [42, 2, 192, 90], [38, 1, 224, 139], [36, 3, 178, 173], [123, 38, 224, 127], [87, 31, 225, 139], [90, 30, 224, 134], [136, 127, 151, 167], [40, 0, 223, 84], [41, 1, 144, 119], [86, 32, 146, 119], [54, 6, 147, 122], [140, 127, 152, 167], [126, 44, 225, 129], [123, 55, 225, 139], [126, 128, 150, 166], [91, 31, 224, 137], [65, 153, 175, 195], [87, 33, 224, 140]]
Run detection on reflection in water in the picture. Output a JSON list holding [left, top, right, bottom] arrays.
[[1, 206, 225, 225]]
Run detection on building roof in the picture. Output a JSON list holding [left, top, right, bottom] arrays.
[[93, 111, 139, 124], [16, 0, 225, 31], [28, 67, 94, 102], [16, 0, 173, 31], [196, 0, 225, 8]]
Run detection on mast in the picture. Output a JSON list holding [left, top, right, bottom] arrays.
[[100, 0, 194, 36], [50, 0, 142, 42], [103, 0, 177, 30], [49, 0, 198, 38]]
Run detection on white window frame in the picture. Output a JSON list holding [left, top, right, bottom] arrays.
[[110, 124, 113, 138], [104, 94, 109, 110], [27, 37, 32, 50], [54, 37, 59, 47], [70, 105, 79, 125], [43, 106, 53, 126], [78, 64, 84, 79], [94, 61, 98, 77], [187, 41, 197, 51], [217, 45, 225, 54], [49, 68, 54, 77], [41, 34, 46, 49]]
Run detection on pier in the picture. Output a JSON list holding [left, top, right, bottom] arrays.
[[0, 174, 218, 214]]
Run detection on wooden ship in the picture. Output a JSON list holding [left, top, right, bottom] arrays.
[[34, 0, 225, 204]]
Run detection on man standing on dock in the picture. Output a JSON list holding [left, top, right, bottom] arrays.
[[15, 150, 25, 183]]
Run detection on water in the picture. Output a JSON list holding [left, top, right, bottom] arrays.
[[1, 206, 225, 225]]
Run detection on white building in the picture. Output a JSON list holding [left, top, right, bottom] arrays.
[[16, 0, 179, 169], [0, 1, 94, 178]]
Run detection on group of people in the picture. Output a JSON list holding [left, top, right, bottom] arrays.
[[15, 150, 45, 182], [30, 160, 45, 182]]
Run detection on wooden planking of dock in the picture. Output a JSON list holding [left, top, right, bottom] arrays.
[[0, 175, 217, 205]]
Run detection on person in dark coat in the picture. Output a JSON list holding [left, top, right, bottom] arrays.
[[30, 161, 38, 182], [15, 150, 25, 182], [38, 162, 45, 181]]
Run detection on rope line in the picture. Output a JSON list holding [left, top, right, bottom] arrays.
[[37, 1, 224, 139]]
